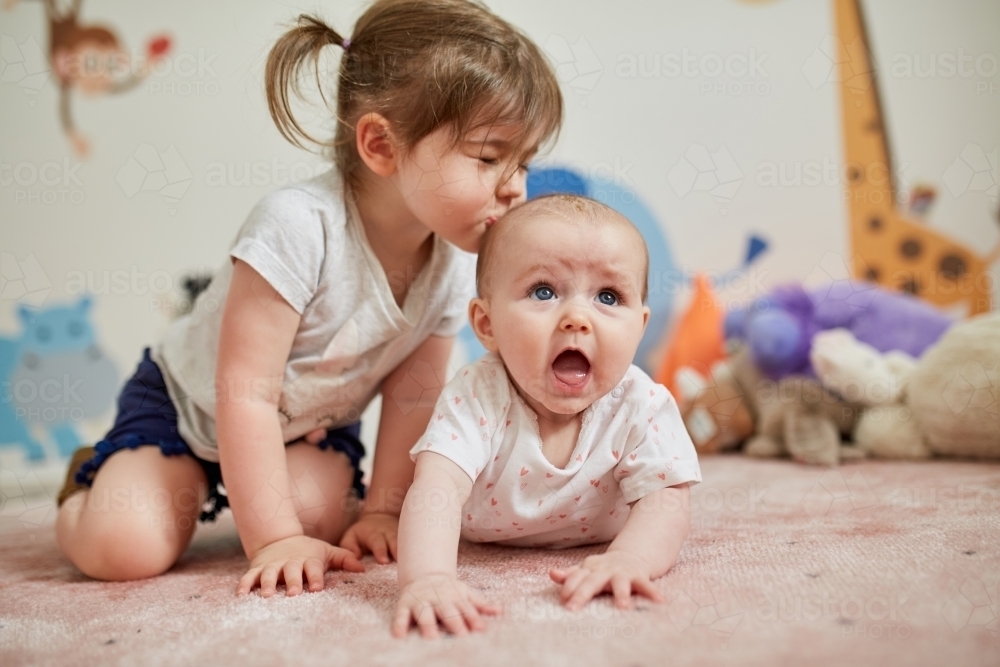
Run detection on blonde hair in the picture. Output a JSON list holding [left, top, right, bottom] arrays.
[[477, 194, 650, 302], [265, 0, 563, 190]]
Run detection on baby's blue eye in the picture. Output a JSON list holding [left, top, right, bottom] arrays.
[[531, 285, 555, 301], [597, 291, 618, 306]]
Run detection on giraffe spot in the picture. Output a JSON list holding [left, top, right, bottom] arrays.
[[847, 166, 862, 184], [899, 238, 922, 259], [939, 254, 967, 280], [900, 277, 921, 295], [865, 119, 882, 133], [864, 267, 880, 282], [868, 216, 883, 232]]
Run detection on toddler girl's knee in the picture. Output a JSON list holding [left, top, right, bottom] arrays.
[[71, 517, 183, 581]]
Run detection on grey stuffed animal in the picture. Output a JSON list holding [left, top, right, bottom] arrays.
[[719, 346, 865, 466]]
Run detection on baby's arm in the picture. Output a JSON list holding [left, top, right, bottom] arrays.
[[393, 451, 500, 639], [218, 260, 363, 596], [550, 483, 691, 610], [339, 334, 456, 563]]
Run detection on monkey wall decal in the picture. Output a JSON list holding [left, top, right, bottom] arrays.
[[4, 0, 171, 157]]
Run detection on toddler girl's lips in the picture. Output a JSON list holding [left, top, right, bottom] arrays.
[[551, 349, 590, 392]]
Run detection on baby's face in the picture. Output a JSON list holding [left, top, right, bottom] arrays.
[[473, 216, 650, 420]]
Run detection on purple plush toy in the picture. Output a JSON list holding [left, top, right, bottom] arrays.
[[724, 281, 954, 379]]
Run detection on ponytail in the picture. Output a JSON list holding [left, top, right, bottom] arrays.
[[265, 15, 349, 150], [262, 1, 563, 191]]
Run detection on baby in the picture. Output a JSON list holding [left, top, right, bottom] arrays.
[[392, 194, 701, 638]]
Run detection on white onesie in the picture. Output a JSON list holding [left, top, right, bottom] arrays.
[[410, 352, 701, 548]]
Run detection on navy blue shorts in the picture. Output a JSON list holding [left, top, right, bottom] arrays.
[[74, 348, 366, 522]]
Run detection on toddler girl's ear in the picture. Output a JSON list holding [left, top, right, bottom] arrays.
[[355, 112, 399, 177], [468, 298, 498, 352]]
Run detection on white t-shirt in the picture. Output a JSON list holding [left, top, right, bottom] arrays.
[[410, 352, 702, 548], [154, 170, 477, 462]]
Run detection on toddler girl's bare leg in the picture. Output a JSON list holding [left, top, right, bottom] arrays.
[[56, 447, 207, 581], [284, 442, 360, 544]]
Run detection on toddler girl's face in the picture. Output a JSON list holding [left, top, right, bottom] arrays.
[[392, 122, 537, 254], [474, 216, 650, 421]]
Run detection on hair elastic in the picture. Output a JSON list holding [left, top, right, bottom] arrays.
[[342, 38, 351, 51]]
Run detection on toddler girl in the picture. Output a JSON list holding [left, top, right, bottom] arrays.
[[394, 195, 701, 638], [54, 0, 562, 597]]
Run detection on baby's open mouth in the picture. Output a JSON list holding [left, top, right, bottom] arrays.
[[551, 349, 591, 387]]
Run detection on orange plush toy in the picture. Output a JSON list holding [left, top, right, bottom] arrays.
[[655, 273, 727, 399]]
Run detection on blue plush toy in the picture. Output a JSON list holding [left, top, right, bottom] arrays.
[[725, 281, 955, 379]]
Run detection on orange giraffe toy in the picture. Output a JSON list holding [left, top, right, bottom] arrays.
[[833, 0, 999, 314]]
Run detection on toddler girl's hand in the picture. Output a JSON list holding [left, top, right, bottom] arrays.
[[237, 534, 364, 597], [393, 574, 501, 639], [340, 511, 399, 564], [549, 550, 665, 611]]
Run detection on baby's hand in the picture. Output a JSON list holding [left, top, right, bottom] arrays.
[[236, 535, 364, 597], [549, 550, 665, 611], [393, 574, 501, 639]]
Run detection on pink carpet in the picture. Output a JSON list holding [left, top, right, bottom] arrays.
[[1, 456, 998, 666]]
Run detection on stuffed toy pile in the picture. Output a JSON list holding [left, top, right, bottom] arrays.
[[674, 281, 1000, 465]]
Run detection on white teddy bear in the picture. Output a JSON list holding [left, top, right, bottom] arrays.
[[810, 328, 931, 459], [810, 314, 1000, 461]]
